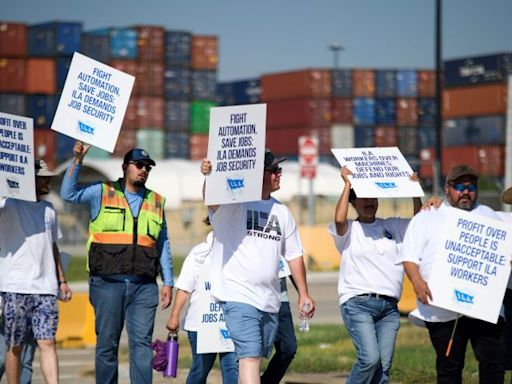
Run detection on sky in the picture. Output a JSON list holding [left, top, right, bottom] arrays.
[[4, 0, 512, 82]]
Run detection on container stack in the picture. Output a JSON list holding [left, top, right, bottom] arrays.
[[216, 78, 261, 107]]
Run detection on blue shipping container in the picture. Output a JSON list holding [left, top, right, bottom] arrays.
[[232, 79, 260, 104], [375, 98, 396, 126], [164, 100, 190, 131], [164, 131, 190, 159], [375, 70, 396, 97], [443, 116, 505, 147], [397, 126, 418, 156], [56, 57, 72, 92], [352, 97, 375, 126], [354, 126, 375, 147], [418, 98, 437, 128], [191, 70, 217, 100], [331, 69, 353, 97], [444, 53, 512, 87], [0, 94, 26, 116], [28, 22, 82, 56], [88, 28, 138, 59], [55, 132, 76, 162], [164, 31, 191, 68], [396, 70, 418, 97], [27, 95, 57, 128], [164, 67, 191, 100], [80, 33, 110, 63], [216, 82, 235, 106], [417, 126, 437, 149]]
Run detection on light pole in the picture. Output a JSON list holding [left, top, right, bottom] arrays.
[[329, 43, 344, 70]]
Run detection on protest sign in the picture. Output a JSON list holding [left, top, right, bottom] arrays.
[[51, 52, 135, 152], [331, 146, 424, 198], [205, 103, 266, 205], [196, 262, 235, 354], [0, 113, 35, 202], [428, 208, 512, 323]]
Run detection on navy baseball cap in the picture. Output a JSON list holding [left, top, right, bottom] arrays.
[[264, 148, 286, 170], [123, 148, 156, 166]]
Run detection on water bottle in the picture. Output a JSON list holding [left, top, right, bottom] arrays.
[[298, 303, 310, 332], [164, 333, 179, 377]]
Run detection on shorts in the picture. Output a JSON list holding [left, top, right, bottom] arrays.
[[221, 301, 278, 359], [1, 292, 58, 347]]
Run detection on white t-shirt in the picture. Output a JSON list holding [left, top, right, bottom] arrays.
[[495, 211, 512, 289], [328, 218, 409, 305], [0, 198, 62, 295], [209, 198, 303, 313], [398, 201, 501, 323]]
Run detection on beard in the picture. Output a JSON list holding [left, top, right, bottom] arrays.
[[133, 180, 146, 188]]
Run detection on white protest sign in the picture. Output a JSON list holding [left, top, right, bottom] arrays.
[[205, 103, 266, 206], [428, 208, 512, 323], [196, 263, 235, 354], [0, 113, 35, 202], [51, 52, 135, 152], [331, 146, 424, 198]]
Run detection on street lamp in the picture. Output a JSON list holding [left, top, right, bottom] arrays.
[[328, 42, 344, 69]]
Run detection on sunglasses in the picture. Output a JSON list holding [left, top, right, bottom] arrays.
[[129, 161, 152, 172], [450, 183, 477, 193], [265, 166, 282, 175]]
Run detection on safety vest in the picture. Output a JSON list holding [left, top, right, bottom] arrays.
[[87, 179, 165, 278]]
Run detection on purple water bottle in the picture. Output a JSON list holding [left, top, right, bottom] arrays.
[[164, 333, 179, 378]]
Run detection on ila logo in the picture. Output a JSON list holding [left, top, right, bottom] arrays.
[[78, 121, 95, 135]]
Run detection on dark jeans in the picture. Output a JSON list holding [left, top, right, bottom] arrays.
[[503, 289, 512, 370], [426, 317, 506, 384], [261, 301, 297, 384]]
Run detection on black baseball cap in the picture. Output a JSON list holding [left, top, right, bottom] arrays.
[[123, 148, 156, 166], [264, 148, 286, 170]]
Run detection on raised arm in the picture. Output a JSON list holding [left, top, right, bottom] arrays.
[[334, 166, 352, 236], [200, 158, 219, 213], [410, 172, 422, 215]]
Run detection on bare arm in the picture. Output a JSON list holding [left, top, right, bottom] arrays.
[[166, 289, 192, 332], [288, 257, 315, 318], [200, 158, 219, 213], [403, 261, 432, 304], [334, 166, 352, 236], [53, 243, 72, 302]]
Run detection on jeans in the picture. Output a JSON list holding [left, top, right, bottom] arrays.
[[186, 331, 238, 384], [341, 295, 400, 384], [426, 317, 505, 384], [89, 275, 158, 384], [261, 301, 297, 384]]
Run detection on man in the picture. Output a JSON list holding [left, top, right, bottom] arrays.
[[60, 141, 173, 384], [0, 160, 72, 384], [399, 164, 506, 383], [200, 149, 315, 384]]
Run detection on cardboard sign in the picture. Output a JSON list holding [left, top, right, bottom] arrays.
[[0, 113, 35, 202], [51, 52, 135, 152], [205, 104, 266, 205], [428, 208, 512, 323], [196, 263, 235, 354], [331, 146, 424, 198]]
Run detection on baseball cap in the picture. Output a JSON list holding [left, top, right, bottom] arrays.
[[264, 148, 286, 170], [35, 159, 57, 177], [123, 148, 156, 166], [445, 164, 478, 184]]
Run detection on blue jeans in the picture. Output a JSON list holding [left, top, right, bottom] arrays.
[[89, 275, 158, 384], [261, 301, 297, 384], [186, 331, 238, 384], [341, 295, 400, 384]]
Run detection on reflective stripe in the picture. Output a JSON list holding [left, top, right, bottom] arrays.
[[91, 232, 157, 248]]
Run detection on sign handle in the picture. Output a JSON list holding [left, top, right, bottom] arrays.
[[445, 314, 460, 357]]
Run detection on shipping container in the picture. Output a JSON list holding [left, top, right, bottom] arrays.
[[88, 28, 138, 59], [25, 58, 56, 94], [122, 97, 138, 130], [164, 67, 191, 100], [190, 100, 216, 134], [352, 97, 375, 126], [267, 98, 331, 129], [444, 53, 512, 87], [0, 94, 26, 116], [135, 25, 164, 62], [419, 147, 436, 178], [109, 60, 137, 95], [266, 126, 331, 156], [164, 31, 191, 68], [189, 133, 209, 160], [0, 58, 25, 92], [331, 124, 354, 148], [396, 98, 418, 126], [135, 61, 164, 97], [217, 78, 261, 106], [442, 146, 480, 176], [27, 95, 57, 128], [80, 33, 110, 63], [397, 126, 418, 156], [164, 131, 189, 159], [417, 70, 436, 97], [443, 84, 508, 118], [55, 132, 76, 162], [330, 98, 353, 124], [113, 127, 137, 157], [190, 35, 218, 70], [396, 70, 418, 97], [136, 97, 164, 129], [0, 22, 27, 57], [34, 129, 56, 169], [261, 69, 331, 101], [164, 100, 189, 131], [191, 70, 217, 100], [331, 69, 353, 97], [417, 98, 437, 127], [374, 126, 397, 147], [375, 70, 396, 97], [443, 115, 506, 147], [56, 57, 72, 92], [352, 69, 375, 97], [478, 145, 504, 176], [136, 129, 164, 159], [417, 126, 437, 149], [374, 98, 396, 126], [28, 21, 82, 56], [354, 126, 375, 147]]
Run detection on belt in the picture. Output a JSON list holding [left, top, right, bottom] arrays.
[[357, 293, 396, 301]]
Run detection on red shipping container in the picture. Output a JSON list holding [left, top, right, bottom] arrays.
[[417, 70, 436, 97], [34, 129, 56, 169], [442, 146, 479, 176], [374, 126, 397, 147], [135, 25, 165, 62], [478, 145, 504, 176], [191, 35, 218, 70], [331, 98, 353, 124], [189, 133, 209, 160], [122, 97, 138, 130], [396, 98, 418, 126], [136, 97, 164, 129], [352, 69, 375, 97], [25, 58, 55, 94], [267, 98, 331, 129], [261, 69, 331, 101], [266, 126, 331, 156], [443, 84, 508, 118], [113, 127, 137, 157], [135, 61, 164, 97], [0, 58, 25, 92], [419, 147, 436, 178], [109, 59, 137, 95], [0, 22, 27, 57]]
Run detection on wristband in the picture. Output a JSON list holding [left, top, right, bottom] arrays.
[[58, 281, 67, 286]]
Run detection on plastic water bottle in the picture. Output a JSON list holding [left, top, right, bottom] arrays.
[[298, 303, 310, 332], [164, 334, 179, 377]]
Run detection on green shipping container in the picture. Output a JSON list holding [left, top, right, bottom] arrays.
[[136, 129, 164, 159], [190, 100, 217, 134]]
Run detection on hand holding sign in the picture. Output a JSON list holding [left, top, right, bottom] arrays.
[[72, 141, 91, 164]]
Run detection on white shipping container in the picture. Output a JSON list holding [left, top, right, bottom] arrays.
[[331, 124, 354, 148]]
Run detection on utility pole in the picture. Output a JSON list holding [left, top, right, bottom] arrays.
[[329, 43, 344, 70], [434, 0, 443, 195]]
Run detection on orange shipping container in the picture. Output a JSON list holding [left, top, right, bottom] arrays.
[[25, 58, 55, 94], [0, 58, 25, 92], [267, 98, 331, 129], [374, 126, 397, 147], [443, 84, 508, 118], [396, 98, 418, 126], [109, 60, 137, 95], [136, 97, 164, 129], [331, 98, 353, 124], [352, 70, 375, 97], [122, 97, 138, 130], [191, 35, 218, 70], [135, 25, 165, 62], [266, 126, 331, 156], [189, 133, 209, 160], [34, 129, 56, 169], [478, 145, 504, 176], [418, 70, 436, 97], [442, 146, 479, 176], [261, 69, 331, 101], [419, 147, 436, 178], [113, 127, 137, 157], [136, 61, 164, 97], [0, 22, 27, 57]]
